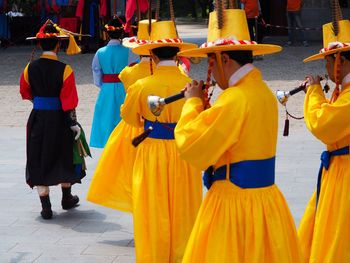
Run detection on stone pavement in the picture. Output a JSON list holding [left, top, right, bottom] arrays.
[[0, 22, 327, 262]]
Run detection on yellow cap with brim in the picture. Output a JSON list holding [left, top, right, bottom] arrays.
[[122, 19, 157, 51], [178, 9, 281, 58], [132, 21, 197, 55], [304, 20, 350, 62]]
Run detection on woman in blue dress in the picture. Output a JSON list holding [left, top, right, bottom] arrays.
[[90, 16, 136, 148]]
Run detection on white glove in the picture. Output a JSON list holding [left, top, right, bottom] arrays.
[[70, 125, 81, 140]]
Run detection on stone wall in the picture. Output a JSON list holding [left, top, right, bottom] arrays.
[[301, 7, 350, 41]]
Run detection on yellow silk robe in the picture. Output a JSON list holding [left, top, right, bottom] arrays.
[[87, 61, 151, 212], [175, 67, 301, 263], [121, 65, 202, 263], [298, 82, 350, 263]]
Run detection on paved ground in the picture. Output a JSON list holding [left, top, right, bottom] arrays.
[[0, 22, 327, 262]]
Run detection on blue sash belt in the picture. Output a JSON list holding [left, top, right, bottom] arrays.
[[144, 119, 176, 140], [33, 97, 62, 110], [203, 157, 275, 190], [316, 146, 349, 206]]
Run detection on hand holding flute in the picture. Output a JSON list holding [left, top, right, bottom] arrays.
[[276, 74, 328, 106], [183, 80, 205, 100]]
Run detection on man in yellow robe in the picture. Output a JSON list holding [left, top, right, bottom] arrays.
[[120, 21, 202, 263], [174, 9, 301, 262], [298, 17, 350, 262]]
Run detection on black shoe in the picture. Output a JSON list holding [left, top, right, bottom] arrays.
[[61, 186, 79, 210], [39, 195, 53, 220]]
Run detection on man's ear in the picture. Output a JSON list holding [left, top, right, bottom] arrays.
[[340, 55, 347, 64], [222, 53, 229, 65]]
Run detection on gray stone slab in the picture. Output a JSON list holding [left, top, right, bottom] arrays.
[[34, 254, 117, 263], [82, 243, 134, 256], [0, 252, 42, 263], [113, 255, 136, 263], [9, 244, 88, 256]]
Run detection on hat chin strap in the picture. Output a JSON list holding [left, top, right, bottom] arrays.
[[215, 52, 228, 90]]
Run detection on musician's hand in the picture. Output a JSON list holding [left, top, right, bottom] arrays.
[[304, 75, 321, 92], [184, 80, 204, 100]]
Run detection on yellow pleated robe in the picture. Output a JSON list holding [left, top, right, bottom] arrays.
[[298, 82, 350, 263], [175, 67, 301, 263], [121, 65, 202, 263], [86, 60, 151, 212]]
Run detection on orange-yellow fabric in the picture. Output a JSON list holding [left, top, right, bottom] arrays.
[[298, 82, 350, 262], [121, 65, 202, 263], [175, 68, 301, 262], [241, 0, 259, 18], [19, 64, 31, 100], [287, 0, 301, 12], [86, 61, 151, 212]]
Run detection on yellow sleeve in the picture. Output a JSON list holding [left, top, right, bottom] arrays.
[[119, 66, 131, 92], [304, 84, 350, 144], [120, 82, 143, 127], [175, 91, 247, 170]]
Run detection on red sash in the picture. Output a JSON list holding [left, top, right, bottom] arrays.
[[102, 74, 121, 83]]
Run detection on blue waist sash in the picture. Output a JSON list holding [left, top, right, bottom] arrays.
[[33, 97, 62, 110], [316, 146, 349, 206], [144, 119, 176, 140], [203, 157, 275, 190]]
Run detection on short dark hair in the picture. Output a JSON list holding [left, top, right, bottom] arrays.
[[151, 47, 180, 60], [39, 23, 59, 51], [106, 16, 126, 40], [221, 50, 253, 66], [341, 51, 350, 61]]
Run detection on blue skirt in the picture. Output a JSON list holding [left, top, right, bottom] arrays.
[[90, 82, 126, 148]]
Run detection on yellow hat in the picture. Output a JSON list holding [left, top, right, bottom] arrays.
[[304, 20, 350, 62], [26, 20, 81, 55], [178, 9, 281, 58], [122, 19, 156, 55], [132, 21, 197, 55], [26, 20, 68, 40]]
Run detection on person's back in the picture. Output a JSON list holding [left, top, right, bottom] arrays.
[[96, 44, 129, 75], [87, 20, 157, 213], [287, 0, 301, 12], [119, 58, 151, 92], [20, 21, 84, 220], [125, 65, 190, 124], [121, 63, 203, 262], [28, 58, 66, 98], [90, 16, 130, 148], [120, 21, 202, 262], [87, 58, 152, 213]]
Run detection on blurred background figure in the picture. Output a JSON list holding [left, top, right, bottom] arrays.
[[286, 0, 308, 47]]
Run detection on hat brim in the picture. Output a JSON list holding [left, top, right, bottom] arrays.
[[26, 35, 69, 41], [304, 46, 350, 62], [178, 43, 282, 57], [132, 42, 198, 55]]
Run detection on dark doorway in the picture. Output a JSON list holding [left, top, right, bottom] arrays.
[[260, 0, 288, 36]]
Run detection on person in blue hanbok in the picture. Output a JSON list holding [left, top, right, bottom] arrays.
[[90, 16, 137, 148]]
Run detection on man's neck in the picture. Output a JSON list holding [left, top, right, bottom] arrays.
[[42, 51, 57, 57], [342, 72, 350, 87], [156, 60, 177, 67]]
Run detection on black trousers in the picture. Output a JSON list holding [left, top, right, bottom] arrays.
[[247, 17, 264, 43]]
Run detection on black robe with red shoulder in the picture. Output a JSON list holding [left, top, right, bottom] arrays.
[[20, 53, 85, 187]]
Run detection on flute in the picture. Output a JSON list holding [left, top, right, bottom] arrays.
[[147, 82, 212, 116], [276, 75, 328, 106]]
